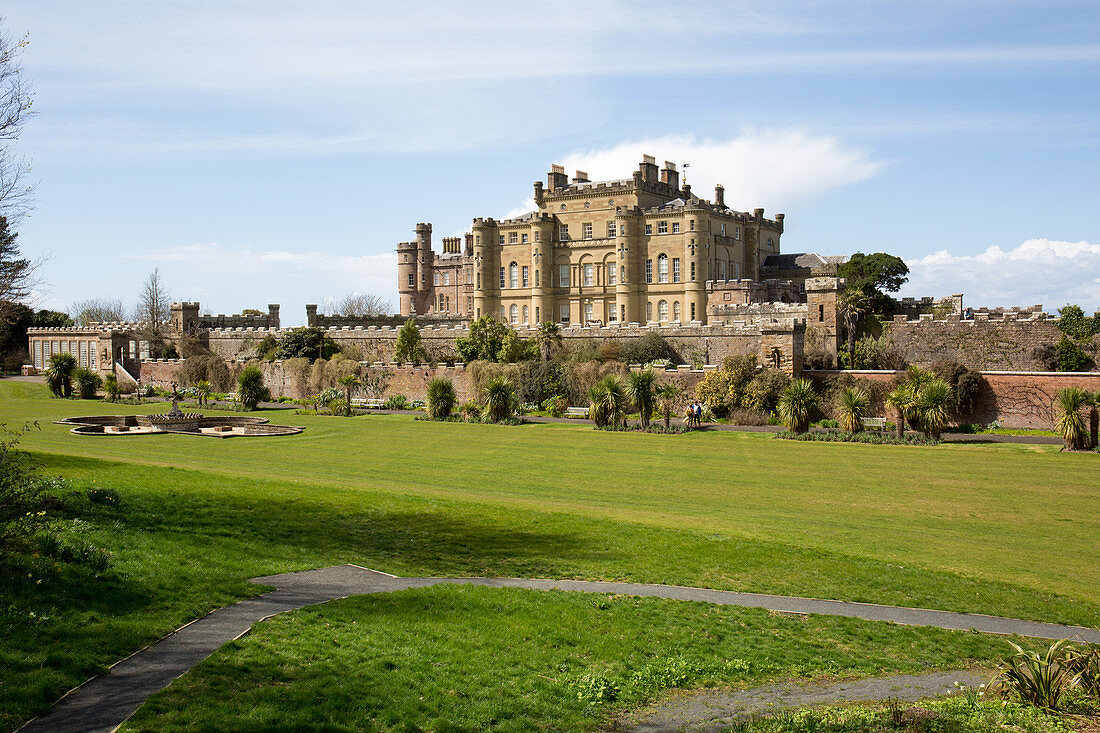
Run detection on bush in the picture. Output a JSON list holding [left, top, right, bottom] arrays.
[[382, 395, 409, 410], [588, 374, 627, 428], [541, 395, 567, 417], [745, 369, 790, 413], [254, 333, 278, 360], [45, 352, 76, 397], [775, 431, 939, 446], [1055, 336, 1091, 372], [694, 354, 760, 418], [483, 376, 516, 422], [102, 372, 120, 401], [276, 327, 338, 362], [236, 366, 270, 410], [777, 379, 818, 434], [426, 377, 457, 419], [619, 332, 677, 365], [1, 426, 59, 560], [726, 408, 769, 426], [73, 367, 102, 399], [932, 361, 984, 416], [177, 353, 233, 392], [518, 361, 566, 405], [836, 387, 869, 433], [459, 400, 481, 421], [395, 318, 426, 363]]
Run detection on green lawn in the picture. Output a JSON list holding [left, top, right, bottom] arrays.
[[1, 379, 1098, 731]]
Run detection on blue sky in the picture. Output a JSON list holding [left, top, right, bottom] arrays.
[[5, 0, 1100, 325]]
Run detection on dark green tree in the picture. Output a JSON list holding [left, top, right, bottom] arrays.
[[838, 252, 909, 313], [275, 327, 337, 362], [455, 315, 534, 363], [394, 318, 426, 362], [1056, 305, 1099, 340]]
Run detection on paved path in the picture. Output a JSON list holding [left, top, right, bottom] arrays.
[[18, 566, 1100, 733], [622, 669, 990, 732]]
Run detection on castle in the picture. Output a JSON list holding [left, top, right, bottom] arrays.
[[398, 155, 788, 327]]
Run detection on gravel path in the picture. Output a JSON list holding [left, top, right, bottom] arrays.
[[18, 565, 1098, 733]]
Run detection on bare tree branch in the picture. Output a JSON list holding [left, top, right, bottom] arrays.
[[0, 18, 36, 220], [70, 297, 127, 325], [335, 292, 392, 317]]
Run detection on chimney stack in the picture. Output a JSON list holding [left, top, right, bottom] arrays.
[[639, 154, 658, 183], [659, 161, 679, 189], [548, 164, 568, 190], [573, 170, 589, 183], [715, 184, 725, 207]]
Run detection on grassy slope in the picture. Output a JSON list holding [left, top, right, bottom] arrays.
[[1, 379, 1098, 729]]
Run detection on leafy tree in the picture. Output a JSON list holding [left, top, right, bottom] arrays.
[[626, 368, 657, 427], [426, 377, 457, 419], [1053, 336, 1091, 372], [619, 332, 677, 365], [276, 327, 338, 362], [836, 387, 869, 433], [777, 378, 817, 434], [239, 308, 263, 317], [237, 366, 270, 410], [45, 352, 75, 397], [0, 304, 71, 367], [1056, 305, 1100, 340], [254, 333, 278, 360], [336, 374, 361, 411], [535, 321, 562, 361], [456, 315, 534, 363], [694, 354, 760, 417], [931, 361, 984, 416], [394, 318, 426, 363], [838, 252, 909, 295], [0, 215, 34, 327]]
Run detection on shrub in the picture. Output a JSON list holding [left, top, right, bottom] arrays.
[[836, 387, 869, 433], [588, 374, 627, 428], [459, 400, 481, 421], [726, 408, 769, 426], [426, 377, 457, 419], [177, 353, 233, 392], [455, 316, 534, 363], [45, 352, 76, 397], [563, 360, 628, 407], [518, 361, 566, 405], [914, 378, 953, 439], [619, 332, 677, 365], [73, 367, 102, 399], [483, 375, 516, 422], [775, 431, 939, 446], [236, 366, 270, 410], [745, 369, 790, 413], [992, 638, 1078, 710], [541, 395, 566, 417], [276, 327, 338, 362], [694, 354, 760, 418], [777, 379, 817, 434], [382, 394, 409, 410], [1, 426, 56, 559], [931, 361, 984, 417], [254, 333, 278, 360], [1054, 336, 1091, 372]]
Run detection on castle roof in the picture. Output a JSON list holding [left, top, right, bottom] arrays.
[[762, 253, 848, 271]]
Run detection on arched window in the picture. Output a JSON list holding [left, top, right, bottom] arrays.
[[657, 254, 668, 283], [522, 305, 529, 323], [673, 301, 681, 321], [510, 304, 519, 324], [509, 262, 519, 289], [646, 301, 653, 321], [658, 300, 668, 321]]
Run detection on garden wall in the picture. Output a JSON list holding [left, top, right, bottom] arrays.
[[807, 369, 1100, 430]]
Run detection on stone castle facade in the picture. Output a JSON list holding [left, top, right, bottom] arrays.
[[398, 155, 785, 327]]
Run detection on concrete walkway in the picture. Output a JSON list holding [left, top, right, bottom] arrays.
[[18, 566, 1100, 733]]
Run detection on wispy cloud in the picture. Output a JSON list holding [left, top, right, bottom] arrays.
[[559, 132, 885, 211], [904, 238, 1100, 311]]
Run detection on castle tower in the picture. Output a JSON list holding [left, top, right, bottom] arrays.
[[682, 203, 707, 323], [397, 238, 419, 316], [530, 215, 555, 326], [471, 218, 499, 319], [614, 208, 643, 323]]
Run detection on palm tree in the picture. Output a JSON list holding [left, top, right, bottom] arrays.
[[656, 382, 682, 430], [626, 368, 657, 428], [1052, 387, 1090, 451], [73, 367, 102, 399], [885, 386, 911, 439], [483, 376, 515, 423], [237, 366, 270, 411], [103, 372, 121, 402], [914, 379, 953, 439], [777, 378, 817, 434], [426, 377, 457, 419], [588, 375, 627, 429], [459, 400, 481, 422], [1089, 391, 1099, 450], [192, 379, 211, 406], [838, 288, 870, 368], [45, 353, 77, 398], [535, 321, 562, 361], [337, 374, 361, 411], [837, 387, 869, 433]]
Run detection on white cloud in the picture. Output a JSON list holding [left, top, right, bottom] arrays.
[[501, 198, 538, 220], [559, 132, 884, 211], [903, 238, 1100, 311]]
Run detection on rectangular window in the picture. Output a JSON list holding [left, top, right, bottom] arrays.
[[734, 227, 740, 240], [645, 223, 652, 235], [607, 222, 616, 237], [499, 235, 505, 244], [407, 273, 414, 287], [672, 222, 680, 234], [583, 263, 593, 286], [689, 220, 695, 231], [645, 259, 653, 283], [609, 306, 617, 322], [535, 306, 540, 323], [584, 302, 593, 322], [522, 266, 529, 287], [535, 269, 539, 287], [521, 233, 528, 243], [499, 267, 506, 289], [534, 231, 540, 242], [467, 297, 473, 312], [560, 303, 569, 323], [582, 222, 593, 239], [658, 256, 668, 283], [734, 262, 741, 279], [690, 261, 696, 281], [509, 232, 518, 244], [560, 225, 569, 241], [691, 302, 696, 320], [559, 264, 570, 287], [658, 221, 668, 234], [607, 265, 616, 285], [721, 223, 726, 236], [672, 258, 681, 283], [621, 304, 626, 322]]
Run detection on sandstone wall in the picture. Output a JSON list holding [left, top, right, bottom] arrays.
[[881, 312, 1068, 371]]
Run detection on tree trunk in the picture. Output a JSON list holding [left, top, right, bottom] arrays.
[[1091, 407, 1098, 449], [896, 407, 904, 439]]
